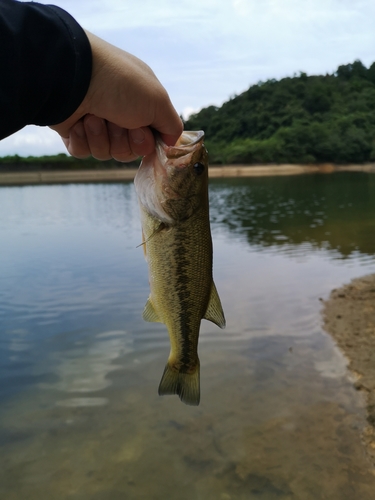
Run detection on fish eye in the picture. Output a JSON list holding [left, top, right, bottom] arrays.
[[193, 162, 205, 175]]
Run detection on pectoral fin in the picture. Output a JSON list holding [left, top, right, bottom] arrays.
[[137, 223, 167, 252], [141, 230, 147, 257], [142, 296, 162, 323], [203, 282, 226, 328]]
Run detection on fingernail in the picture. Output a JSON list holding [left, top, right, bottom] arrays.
[[130, 128, 145, 144], [86, 116, 103, 136]]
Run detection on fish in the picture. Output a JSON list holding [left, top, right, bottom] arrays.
[[134, 130, 225, 406]]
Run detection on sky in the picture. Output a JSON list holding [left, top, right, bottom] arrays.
[[2, 0, 375, 157]]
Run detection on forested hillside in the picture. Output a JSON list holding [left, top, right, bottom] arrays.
[[184, 60, 375, 164]]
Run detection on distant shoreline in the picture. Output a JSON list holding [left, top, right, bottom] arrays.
[[0, 164, 375, 185]]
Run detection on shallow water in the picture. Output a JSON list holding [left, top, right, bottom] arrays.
[[1, 173, 375, 499]]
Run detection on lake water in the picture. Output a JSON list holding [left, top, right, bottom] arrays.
[[1, 172, 375, 499]]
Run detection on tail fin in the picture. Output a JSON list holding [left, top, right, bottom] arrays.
[[158, 363, 200, 406]]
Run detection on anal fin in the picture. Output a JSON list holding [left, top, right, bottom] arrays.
[[203, 281, 226, 328]]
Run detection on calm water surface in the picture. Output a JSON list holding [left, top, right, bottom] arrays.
[[1, 172, 375, 499]]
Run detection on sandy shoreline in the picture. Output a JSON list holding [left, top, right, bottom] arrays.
[[0, 163, 375, 185], [322, 274, 375, 465]]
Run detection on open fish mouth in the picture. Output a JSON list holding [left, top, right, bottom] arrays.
[[135, 131, 207, 224], [175, 130, 204, 147], [156, 131, 205, 161]]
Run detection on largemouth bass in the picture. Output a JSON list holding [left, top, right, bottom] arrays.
[[134, 130, 225, 406]]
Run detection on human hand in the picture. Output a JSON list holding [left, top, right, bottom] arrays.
[[50, 32, 183, 161]]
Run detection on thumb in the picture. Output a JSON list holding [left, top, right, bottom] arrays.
[[150, 100, 183, 147]]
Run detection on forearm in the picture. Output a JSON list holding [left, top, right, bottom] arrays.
[[0, 0, 92, 140]]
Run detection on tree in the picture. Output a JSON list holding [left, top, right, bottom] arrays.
[[184, 59, 375, 164]]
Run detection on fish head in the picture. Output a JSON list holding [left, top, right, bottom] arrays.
[[135, 130, 209, 224]]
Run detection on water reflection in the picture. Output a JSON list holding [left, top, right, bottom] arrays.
[[209, 172, 375, 259], [40, 330, 132, 408], [0, 176, 375, 499]]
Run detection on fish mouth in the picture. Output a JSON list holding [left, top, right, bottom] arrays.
[[174, 130, 205, 148], [156, 131, 205, 161], [134, 131, 206, 225]]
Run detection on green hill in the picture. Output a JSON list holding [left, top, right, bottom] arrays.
[[184, 60, 375, 164]]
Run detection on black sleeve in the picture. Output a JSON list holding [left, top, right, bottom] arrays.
[[0, 0, 92, 140]]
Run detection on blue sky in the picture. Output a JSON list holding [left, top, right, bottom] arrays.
[[2, 0, 375, 157]]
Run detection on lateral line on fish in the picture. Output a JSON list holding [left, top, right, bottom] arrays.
[[174, 237, 194, 370]]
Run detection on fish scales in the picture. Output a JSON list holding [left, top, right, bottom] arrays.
[[141, 206, 212, 368], [134, 131, 225, 406]]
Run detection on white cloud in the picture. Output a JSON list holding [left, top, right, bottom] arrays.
[[0, 126, 66, 157], [3, 0, 375, 156], [181, 106, 200, 121]]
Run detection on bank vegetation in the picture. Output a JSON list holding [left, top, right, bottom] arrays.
[[185, 60, 375, 165]]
